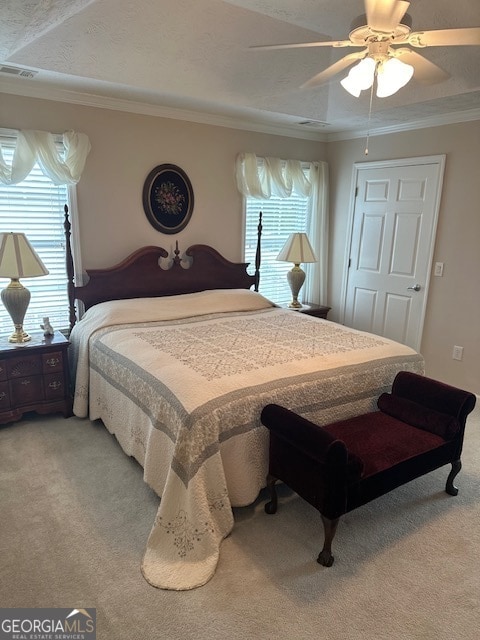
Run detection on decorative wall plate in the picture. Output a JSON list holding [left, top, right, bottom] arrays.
[[142, 164, 194, 234]]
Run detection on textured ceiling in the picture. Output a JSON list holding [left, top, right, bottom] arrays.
[[1, 0, 479, 138]]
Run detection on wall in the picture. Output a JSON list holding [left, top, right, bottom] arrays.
[[0, 93, 326, 267], [327, 121, 480, 393], [1, 92, 478, 394]]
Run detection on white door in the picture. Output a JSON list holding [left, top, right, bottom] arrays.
[[343, 156, 445, 351]]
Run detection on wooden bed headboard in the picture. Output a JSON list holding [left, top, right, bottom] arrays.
[[64, 206, 262, 330]]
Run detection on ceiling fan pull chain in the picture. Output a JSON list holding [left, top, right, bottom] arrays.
[[364, 75, 375, 155]]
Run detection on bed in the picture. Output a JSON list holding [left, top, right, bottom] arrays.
[[65, 212, 424, 591]]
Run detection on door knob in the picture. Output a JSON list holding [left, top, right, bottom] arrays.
[[407, 284, 421, 292]]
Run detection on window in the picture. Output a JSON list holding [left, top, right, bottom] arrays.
[[0, 136, 71, 338], [244, 190, 310, 304], [238, 153, 328, 307]]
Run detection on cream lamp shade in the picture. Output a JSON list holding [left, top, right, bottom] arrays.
[[0, 232, 49, 343], [276, 232, 317, 308]]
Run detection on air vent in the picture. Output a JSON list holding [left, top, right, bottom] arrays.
[[0, 65, 38, 78], [298, 120, 328, 128]]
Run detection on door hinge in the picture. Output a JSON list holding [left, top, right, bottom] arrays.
[[348, 258, 351, 268], [355, 186, 358, 197]]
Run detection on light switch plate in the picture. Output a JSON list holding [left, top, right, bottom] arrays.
[[434, 262, 444, 277]]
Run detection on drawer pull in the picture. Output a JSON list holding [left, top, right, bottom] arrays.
[[46, 358, 61, 367], [21, 379, 31, 386], [48, 381, 62, 390], [0, 392, 6, 400]]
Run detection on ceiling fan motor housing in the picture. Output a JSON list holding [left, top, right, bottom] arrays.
[[349, 12, 413, 45]]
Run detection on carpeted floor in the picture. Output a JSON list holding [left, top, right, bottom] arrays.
[[1, 404, 479, 640]]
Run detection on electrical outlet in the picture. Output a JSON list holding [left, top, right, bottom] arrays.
[[434, 262, 444, 277], [452, 345, 464, 361]]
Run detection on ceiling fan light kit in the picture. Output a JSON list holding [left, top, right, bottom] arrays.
[[251, 0, 480, 98], [342, 55, 414, 98]]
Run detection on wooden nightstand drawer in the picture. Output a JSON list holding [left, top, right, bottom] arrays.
[[7, 354, 42, 378], [44, 373, 66, 400], [10, 375, 44, 406], [42, 351, 64, 373], [0, 381, 10, 409], [0, 359, 7, 382]]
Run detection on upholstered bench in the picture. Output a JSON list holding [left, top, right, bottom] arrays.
[[260, 371, 476, 567]]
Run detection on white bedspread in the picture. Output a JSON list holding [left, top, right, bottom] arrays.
[[70, 289, 424, 590]]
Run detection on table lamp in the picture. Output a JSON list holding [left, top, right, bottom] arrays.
[[0, 232, 49, 343], [276, 232, 317, 308]]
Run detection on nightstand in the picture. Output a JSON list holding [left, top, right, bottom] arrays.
[[0, 332, 72, 425], [279, 303, 331, 319]]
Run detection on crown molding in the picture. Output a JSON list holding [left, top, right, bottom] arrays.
[[326, 107, 480, 141], [1, 78, 478, 143], [0, 79, 328, 142]]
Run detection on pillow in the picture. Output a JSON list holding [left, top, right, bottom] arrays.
[[377, 393, 460, 440]]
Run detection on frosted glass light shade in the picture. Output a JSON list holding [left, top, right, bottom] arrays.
[[340, 57, 376, 97], [376, 57, 414, 97], [340, 56, 414, 98]]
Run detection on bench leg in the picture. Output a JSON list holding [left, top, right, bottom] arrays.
[[445, 459, 461, 496], [264, 473, 278, 514], [317, 514, 340, 567]]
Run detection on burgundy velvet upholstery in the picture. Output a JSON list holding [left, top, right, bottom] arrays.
[[377, 392, 460, 439], [260, 371, 476, 566], [325, 411, 445, 478]]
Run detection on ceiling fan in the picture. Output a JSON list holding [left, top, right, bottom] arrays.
[[251, 0, 480, 97]]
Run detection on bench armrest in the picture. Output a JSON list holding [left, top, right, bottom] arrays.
[[391, 372, 476, 424], [261, 404, 363, 476], [377, 393, 460, 439]]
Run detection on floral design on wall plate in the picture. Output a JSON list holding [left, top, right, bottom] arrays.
[[142, 164, 194, 234]]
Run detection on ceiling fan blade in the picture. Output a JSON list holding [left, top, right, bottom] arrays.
[[301, 50, 368, 89], [249, 39, 353, 51], [408, 27, 480, 47], [395, 49, 450, 84], [365, 0, 410, 33]]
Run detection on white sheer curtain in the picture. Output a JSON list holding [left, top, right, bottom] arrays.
[[236, 152, 329, 305], [0, 129, 91, 185]]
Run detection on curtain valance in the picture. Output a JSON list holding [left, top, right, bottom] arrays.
[[0, 129, 91, 185], [235, 152, 314, 199]]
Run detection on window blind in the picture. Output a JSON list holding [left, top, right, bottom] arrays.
[[0, 136, 70, 337], [245, 192, 309, 304]]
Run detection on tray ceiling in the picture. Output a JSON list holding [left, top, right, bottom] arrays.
[[1, 0, 479, 138]]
